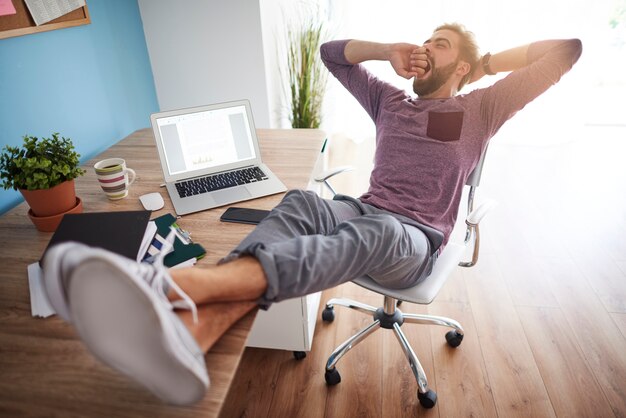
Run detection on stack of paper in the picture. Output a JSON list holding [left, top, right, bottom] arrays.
[[24, 0, 85, 26], [27, 263, 55, 318]]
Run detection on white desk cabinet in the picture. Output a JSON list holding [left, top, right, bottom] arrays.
[[246, 292, 321, 352], [245, 140, 327, 352]]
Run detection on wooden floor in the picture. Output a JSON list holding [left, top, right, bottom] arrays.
[[221, 127, 626, 418]]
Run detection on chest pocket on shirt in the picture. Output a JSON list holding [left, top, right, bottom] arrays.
[[426, 111, 464, 142]]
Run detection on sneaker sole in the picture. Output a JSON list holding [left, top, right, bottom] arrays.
[[68, 258, 208, 405]]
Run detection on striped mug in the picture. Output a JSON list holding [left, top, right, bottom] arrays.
[[94, 158, 136, 200]]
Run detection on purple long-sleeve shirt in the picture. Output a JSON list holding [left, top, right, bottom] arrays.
[[321, 38, 581, 246]]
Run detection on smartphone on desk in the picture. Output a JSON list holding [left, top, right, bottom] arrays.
[[220, 207, 270, 225]]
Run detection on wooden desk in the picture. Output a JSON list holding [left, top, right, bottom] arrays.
[[0, 128, 324, 417]]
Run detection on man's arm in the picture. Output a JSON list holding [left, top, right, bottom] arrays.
[[320, 40, 419, 122], [343, 40, 424, 79], [470, 40, 581, 83], [470, 44, 531, 83], [473, 38, 582, 137]]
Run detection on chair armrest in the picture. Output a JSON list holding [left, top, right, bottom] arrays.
[[313, 166, 354, 183], [466, 199, 497, 226], [460, 198, 496, 267]]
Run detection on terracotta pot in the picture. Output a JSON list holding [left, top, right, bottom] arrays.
[[27, 197, 83, 232], [20, 179, 77, 217]]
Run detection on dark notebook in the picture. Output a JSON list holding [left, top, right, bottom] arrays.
[[40, 210, 152, 265]]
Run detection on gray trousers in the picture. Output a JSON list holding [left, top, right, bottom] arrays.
[[224, 190, 435, 308]]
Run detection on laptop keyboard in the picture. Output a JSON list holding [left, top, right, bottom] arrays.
[[175, 166, 269, 198]]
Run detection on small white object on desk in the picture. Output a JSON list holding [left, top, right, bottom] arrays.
[[27, 263, 55, 318], [139, 192, 165, 211]]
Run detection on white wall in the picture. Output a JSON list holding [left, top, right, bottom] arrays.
[[259, 0, 289, 128], [138, 0, 271, 127]]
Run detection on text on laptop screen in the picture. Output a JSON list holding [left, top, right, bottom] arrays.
[[155, 105, 257, 176]]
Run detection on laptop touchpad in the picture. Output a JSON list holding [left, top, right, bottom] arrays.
[[212, 187, 251, 204]]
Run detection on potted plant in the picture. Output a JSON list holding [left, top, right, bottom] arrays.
[[0, 133, 85, 231], [286, 17, 328, 128]]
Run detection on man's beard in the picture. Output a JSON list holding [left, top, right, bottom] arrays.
[[413, 60, 458, 97]]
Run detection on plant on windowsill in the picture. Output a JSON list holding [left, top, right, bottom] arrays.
[[286, 16, 328, 129], [0, 133, 85, 231]]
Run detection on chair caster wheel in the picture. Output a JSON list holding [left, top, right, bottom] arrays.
[[293, 351, 306, 360], [445, 330, 464, 348], [322, 307, 335, 322], [325, 368, 341, 385], [418, 389, 437, 408]]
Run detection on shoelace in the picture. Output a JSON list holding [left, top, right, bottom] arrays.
[[136, 228, 199, 324]]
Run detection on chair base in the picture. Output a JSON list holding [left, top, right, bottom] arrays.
[[322, 295, 464, 409]]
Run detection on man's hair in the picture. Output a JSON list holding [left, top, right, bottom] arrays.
[[434, 23, 480, 91]]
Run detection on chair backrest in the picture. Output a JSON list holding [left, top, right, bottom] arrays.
[[465, 143, 490, 187]]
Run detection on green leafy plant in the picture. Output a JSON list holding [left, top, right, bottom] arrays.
[[0, 133, 85, 191], [609, 0, 626, 29], [287, 18, 328, 128]]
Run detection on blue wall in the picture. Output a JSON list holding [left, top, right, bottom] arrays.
[[0, 0, 158, 214]]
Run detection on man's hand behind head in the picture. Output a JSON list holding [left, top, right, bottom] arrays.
[[468, 60, 486, 84]]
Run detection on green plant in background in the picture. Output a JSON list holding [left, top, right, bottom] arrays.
[[0, 133, 85, 191], [287, 17, 328, 129], [609, 0, 626, 29]]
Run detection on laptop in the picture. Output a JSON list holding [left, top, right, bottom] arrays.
[[150, 100, 287, 215]]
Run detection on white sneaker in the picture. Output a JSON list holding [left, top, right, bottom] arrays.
[[42, 242, 210, 405], [43, 238, 194, 323]]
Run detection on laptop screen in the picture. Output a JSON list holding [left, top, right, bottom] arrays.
[[155, 104, 257, 177]]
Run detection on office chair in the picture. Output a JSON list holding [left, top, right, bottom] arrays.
[[313, 148, 496, 409]]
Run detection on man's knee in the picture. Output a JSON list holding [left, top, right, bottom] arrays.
[[339, 214, 405, 245], [365, 214, 404, 236], [283, 189, 318, 203], [280, 189, 323, 213]]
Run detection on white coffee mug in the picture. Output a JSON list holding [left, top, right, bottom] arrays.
[[94, 158, 136, 200]]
